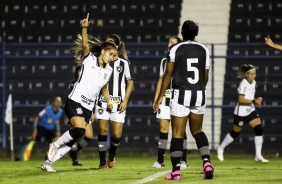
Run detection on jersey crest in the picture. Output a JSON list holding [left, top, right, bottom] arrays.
[[116, 66, 123, 73]]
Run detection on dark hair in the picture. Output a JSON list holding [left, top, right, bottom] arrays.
[[106, 34, 128, 60], [237, 64, 255, 79], [181, 20, 199, 41]]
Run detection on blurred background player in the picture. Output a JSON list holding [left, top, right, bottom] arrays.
[[96, 34, 133, 168], [217, 64, 269, 163], [151, 36, 189, 169], [153, 20, 214, 180], [16, 96, 63, 161], [265, 37, 282, 51]]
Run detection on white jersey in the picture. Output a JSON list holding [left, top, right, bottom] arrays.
[[159, 58, 171, 106], [97, 57, 133, 112], [69, 52, 112, 111], [233, 78, 256, 116]]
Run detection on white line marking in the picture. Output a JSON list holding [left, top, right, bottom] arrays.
[[131, 170, 170, 184]]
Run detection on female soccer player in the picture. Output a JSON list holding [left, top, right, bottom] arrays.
[[153, 20, 214, 180], [41, 13, 117, 172], [217, 64, 269, 163], [151, 36, 189, 169], [96, 34, 134, 168]]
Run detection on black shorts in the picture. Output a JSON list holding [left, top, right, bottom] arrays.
[[64, 98, 92, 124], [35, 126, 56, 143], [233, 110, 260, 127]]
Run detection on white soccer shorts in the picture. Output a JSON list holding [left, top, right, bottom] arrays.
[[156, 104, 170, 120], [95, 107, 126, 123], [170, 99, 206, 117]]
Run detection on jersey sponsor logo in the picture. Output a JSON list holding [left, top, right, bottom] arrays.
[[81, 95, 94, 105], [76, 107, 83, 115], [164, 89, 172, 98], [99, 95, 121, 104], [47, 118, 52, 124], [116, 66, 123, 73]]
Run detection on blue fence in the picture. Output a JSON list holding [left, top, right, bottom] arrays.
[[1, 42, 282, 150]]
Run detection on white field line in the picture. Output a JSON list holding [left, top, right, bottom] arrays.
[[130, 170, 170, 184]]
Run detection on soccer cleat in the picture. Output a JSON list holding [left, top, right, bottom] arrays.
[[107, 158, 115, 168], [203, 162, 214, 179], [41, 162, 56, 172], [72, 160, 83, 166], [47, 142, 58, 162], [255, 156, 269, 163], [98, 165, 107, 169], [217, 146, 224, 161], [165, 170, 181, 180], [180, 161, 189, 170], [151, 161, 165, 168]]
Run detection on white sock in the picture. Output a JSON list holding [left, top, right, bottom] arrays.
[[220, 133, 234, 150], [255, 136, 263, 158], [54, 130, 74, 147], [52, 144, 72, 163]]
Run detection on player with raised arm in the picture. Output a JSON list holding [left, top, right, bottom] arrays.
[[41, 13, 117, 172]]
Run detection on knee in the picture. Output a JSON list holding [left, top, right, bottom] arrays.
[[99, 128, 108, 136], [230, 130, 240, 138], [69, 128, 85, 140], [253, 124, 263, 136]]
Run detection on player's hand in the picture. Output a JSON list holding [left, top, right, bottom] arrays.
[[254, 97, 263, 108], [107, 103, 113, 111], [119, 101, 127, 113], [80, 13, 90, 28], [265, 37, 273, 46]]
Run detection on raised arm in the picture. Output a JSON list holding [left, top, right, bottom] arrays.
[[265, 37, 282, 51], [80, 13, 90, 57]]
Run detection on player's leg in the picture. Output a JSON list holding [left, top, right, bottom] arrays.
[[98, 119, 109, 168], [217, 115, 243, 161], [189, 105, 213, 179], [165, 115, 187, 180], [152, 104, 170, 168], [69, 124, 93, 166], [180, 132, 189, 169], [249, 113, 268, 163], [107, 111, 126, 168]]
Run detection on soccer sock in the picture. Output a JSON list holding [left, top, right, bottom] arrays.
[[54, 128, 85, 147], [77, 136, 92, 152], [170, 138, 183, 172], [52, 144, 72, 163], [193, 132, 210, 165], [157, 132, 168, 164], [220, 133, 234, 150], [69, 142, 78, 162], [254, 136, 263, 157], [98, 134, 108, 166], [108, 136, 121, 161], [182, 133, 187, 162]]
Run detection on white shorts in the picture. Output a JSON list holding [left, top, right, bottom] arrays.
[[95, 106, 126, 123], [170, 99, 206, 117], [156, 105, 170, 120]]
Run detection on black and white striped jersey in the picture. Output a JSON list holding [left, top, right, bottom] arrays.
[[68, 52, 112, 111], [167, 40, 210, 106], [159, 58, 171, 106], [97, 57, 133, 112]]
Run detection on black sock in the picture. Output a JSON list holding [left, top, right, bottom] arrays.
[[170, 138, 183, 172], [193, 132, 210, 165], [109, 136, 121, 161], [182, 133, 187, 162], [157, 132, 168, 164], [98, 134, 107, 166]]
